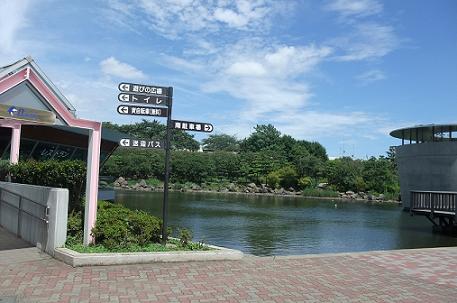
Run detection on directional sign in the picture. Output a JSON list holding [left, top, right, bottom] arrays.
[[172, 120, 214, 133], [117, 105, 168, 117], [118, 93, 168, 106], [118, 82, 170, 97], [119, 138, 164, 149]]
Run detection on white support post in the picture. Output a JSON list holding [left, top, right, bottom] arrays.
[[83, 126, 102, 245], [10, 124, 21, 164]]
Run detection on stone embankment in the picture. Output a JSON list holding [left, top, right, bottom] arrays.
[[112, 177, 398, 203]]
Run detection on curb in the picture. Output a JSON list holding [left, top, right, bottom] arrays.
[[54, 244, 243, 267]]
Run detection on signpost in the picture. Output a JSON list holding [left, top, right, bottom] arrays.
[[172, 120, 213, 133], [118, 93, 168, 106], [119, 138, 164, 149], [118, 82, 169, 97], [117, 105, 168, 117], [116, 81, 213, 245]]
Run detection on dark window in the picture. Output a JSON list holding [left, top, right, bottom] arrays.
[[19, 139, 37, 160], [53, 145, 75, 161], [1, 143, 10, 160], [31, 142, 57, 161], [72, 148, 87, 161]]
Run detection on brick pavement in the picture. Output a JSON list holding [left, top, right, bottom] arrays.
[[1, 247, 457, 302]]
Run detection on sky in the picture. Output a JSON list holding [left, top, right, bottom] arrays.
[[0, 0, 456, 158]]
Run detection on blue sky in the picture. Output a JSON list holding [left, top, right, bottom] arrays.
[[1, 0, 456, 158]]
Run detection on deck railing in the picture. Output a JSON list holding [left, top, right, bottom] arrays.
[[410, 190, 457, 215]]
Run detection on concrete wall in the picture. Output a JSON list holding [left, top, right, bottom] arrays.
[[395, 141, 457, 209], [0, 182, 68, 255]]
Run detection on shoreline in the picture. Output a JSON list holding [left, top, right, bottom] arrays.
[[111, 186, 402, 205]]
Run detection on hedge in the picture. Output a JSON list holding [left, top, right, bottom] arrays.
[[8, 160, 86, 212]]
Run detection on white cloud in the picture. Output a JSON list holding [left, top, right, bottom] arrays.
[[0, 0, 30, 57], [105, 0, 282, 39], [200, 42, 332, 119], [161, 55, 205, 73], [356, 69, 385, 84], [324, 0, 382, 18], [100, 57, 146, 79], [332, 23, 399, 61]]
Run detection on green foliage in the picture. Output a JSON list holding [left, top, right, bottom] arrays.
[[102, 149, 164, 179], [67, 238, 211, 253], [66, 211, 83, 246], [171, 151, 213, 183], [103, 120, 200, 151], [298, 176, 313, 190], [202, 134, 240, 152], [179, 228, 193, 247], [91, 201, 161, 249], [0, 160, 9, 180], [241, 124, 282, 152], [325, 157, 362, 192], [266, 171, 281, 188], [302, 188, 340, 197], [276, 166, 299, 189], [362, 157, 399, 194], [267, 166, 298, 189], [9, 160, 86, 212], [102, 120, 400, 198]]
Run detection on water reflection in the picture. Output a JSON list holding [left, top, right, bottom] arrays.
[[115, 191, 457, 256]]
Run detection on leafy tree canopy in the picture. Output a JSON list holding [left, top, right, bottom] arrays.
[[241, 124, 282, 152], [202, 134, 240, 152]]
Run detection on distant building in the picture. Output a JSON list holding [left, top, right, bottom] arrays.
[[390, 124, 457, 210]]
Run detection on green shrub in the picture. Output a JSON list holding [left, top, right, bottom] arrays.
[[91, 201, 162, 249], [179, 228, 193, 247], [266, 171, 280, 188], [268, 166, 298, 189], [9, 160, 86, 212], [302, 188, 340, 198], [66, 211, 83, 246], [0, 160, 10, 181], [298, 176, 313, 190]]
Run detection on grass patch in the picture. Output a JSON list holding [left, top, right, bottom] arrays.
[[125, 177, 162, 187], [66, 238, 212, 254], [302, 188, 340, 198]]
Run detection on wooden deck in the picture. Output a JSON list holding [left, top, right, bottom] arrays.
[[410, 191, 457, 232]]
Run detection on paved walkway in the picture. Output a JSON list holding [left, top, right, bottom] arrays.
[[1, 247, 457, 302]]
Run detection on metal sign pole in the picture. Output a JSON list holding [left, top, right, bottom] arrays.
[[161, 87, 173, 243]]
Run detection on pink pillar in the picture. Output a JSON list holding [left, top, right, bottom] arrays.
[[83, 124, 102, 245], [10, 124, 21, 164]]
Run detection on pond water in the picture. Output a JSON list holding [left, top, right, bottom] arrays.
[[115, 191, 457, 256]]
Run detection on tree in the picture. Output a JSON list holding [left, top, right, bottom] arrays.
[[362, 157, 399, 194], [290, 144, 324, 178], [241, 124, 282, 152], [202, 134, 240, 152], [325, 157, 363, 192]]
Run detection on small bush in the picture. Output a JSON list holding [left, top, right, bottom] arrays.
[[266, 171, 280, 188], [91, 201, 162, 249], [298, 176, 313, 190], [179, 228, 193, 247], [9, 160, 86, 212], [66, 211, 83, 246]]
